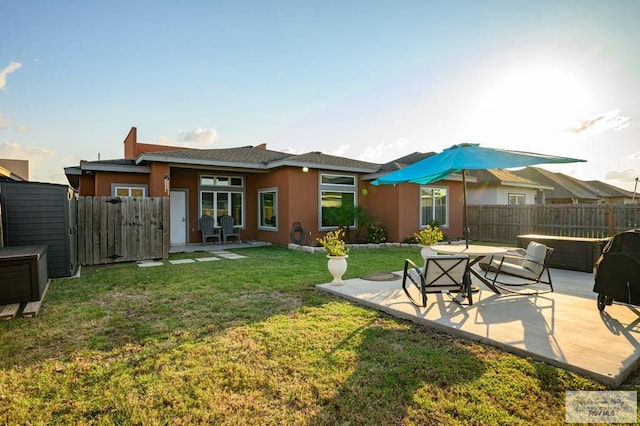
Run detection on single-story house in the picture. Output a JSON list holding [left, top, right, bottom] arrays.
[[466, 169, 553, 205], [64, 127, 468, 246]]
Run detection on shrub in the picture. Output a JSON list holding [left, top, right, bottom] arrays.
[[316, 229, 349, 256], [366, 223, 388, 243], [412, 225, 444, 246]]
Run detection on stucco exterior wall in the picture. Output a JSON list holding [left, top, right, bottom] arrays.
[[363, 180, 465, 242], [95, 172, 150, 196], [246, 167, 319, 246]]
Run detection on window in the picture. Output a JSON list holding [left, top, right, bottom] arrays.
[[420, 187, 448, 227], [258, 189, 277, 230], [320, 173, 357, 229], [113, 185, 146, 197], [200, 174, 244, 226], [321, 174, 356, 186], [200, 175, 243, 187], [508, 193, 526, 205]]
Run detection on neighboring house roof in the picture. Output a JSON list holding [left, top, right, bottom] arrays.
[[362, 151, 473, 182], [512, 167, 601, 201], [0, 159, 28, 181], [377, 152, 436, 173], [581, 180, 634, 199], [468, 169, 553, 190]]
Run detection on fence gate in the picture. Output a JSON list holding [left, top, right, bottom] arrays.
[[77, 196, 169, 265]]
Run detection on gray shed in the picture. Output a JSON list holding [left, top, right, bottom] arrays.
[[0, 181, 78, 278]]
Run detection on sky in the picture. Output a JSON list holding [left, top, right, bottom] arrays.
[[1, 1, 639, 192]]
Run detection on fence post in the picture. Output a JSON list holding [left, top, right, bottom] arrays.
[[607, 205, 615, 235]]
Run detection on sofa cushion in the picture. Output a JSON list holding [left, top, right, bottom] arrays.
[[522, 241, 547, 275], [489, 259, 539, 280]]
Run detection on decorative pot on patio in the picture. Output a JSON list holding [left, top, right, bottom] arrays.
[[327, 255, 348, 286]]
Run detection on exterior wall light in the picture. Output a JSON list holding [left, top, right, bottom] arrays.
[[164, 175, 170, 194]]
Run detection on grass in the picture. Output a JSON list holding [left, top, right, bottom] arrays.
[[0, 245, 632, 424]]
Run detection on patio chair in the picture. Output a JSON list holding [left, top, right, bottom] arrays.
[[402, 254, 471, 307], [220, 214, 241, 244], [198, 215, 221, 245], [483, 241, 554, 294]]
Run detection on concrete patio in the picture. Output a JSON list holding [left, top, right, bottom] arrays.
[[317, 266, 640, 388]]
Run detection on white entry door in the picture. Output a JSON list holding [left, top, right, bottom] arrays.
[[170, 190, 187, 245]]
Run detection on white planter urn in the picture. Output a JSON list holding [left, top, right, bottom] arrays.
[[327, 255, 348, 286], [420, 245, 436, 263]]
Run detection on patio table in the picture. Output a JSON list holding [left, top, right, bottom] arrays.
[[430, 244, 508, 294]]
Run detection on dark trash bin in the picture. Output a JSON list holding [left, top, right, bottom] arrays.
[[593, 229, 640, 312]]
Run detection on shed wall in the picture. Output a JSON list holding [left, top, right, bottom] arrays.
[[0, 181, 78, 278]]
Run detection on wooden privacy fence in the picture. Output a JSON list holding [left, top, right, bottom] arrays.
[[468, 204, 640, 243], [77, 196, 169, 266]]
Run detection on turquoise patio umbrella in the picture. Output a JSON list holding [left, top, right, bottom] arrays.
[[371, 143, 586, 247]]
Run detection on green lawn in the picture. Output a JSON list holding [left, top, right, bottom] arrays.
[[0, 245, 635, 424]]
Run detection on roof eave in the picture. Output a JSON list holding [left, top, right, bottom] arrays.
[[499, 181, 554, 190], [137, 153, 270, 170], [81, 163, 151, 174]]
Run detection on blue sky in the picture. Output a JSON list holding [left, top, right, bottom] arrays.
[[1, 1, 639, 192]]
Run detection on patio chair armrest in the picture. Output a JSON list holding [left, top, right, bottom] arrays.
[[402, 258, 426, 307], [403, 258, 424, 285]]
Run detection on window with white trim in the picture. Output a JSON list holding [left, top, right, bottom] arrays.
[[113, 185, 146, 197], [258, 189, 277, 230], [320, 173, 357, 229], [199, 174, 244, 226], [420, 186, 448, 227], [508, 193, 526, 205]]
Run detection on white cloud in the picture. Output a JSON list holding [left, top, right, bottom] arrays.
[[156, 128, 219, 148], [0, 112, 10, 129], [277, 146, 304, 155], [567, 109, 630, 134], [358, 138, 408, 163], [628, 151, 640, 160], [331, 144, 350, 157], [604, 168, 640, 185], [0, 62, 22, 90]]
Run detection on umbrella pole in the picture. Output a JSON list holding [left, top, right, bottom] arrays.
[[463, 170, 469, 248]]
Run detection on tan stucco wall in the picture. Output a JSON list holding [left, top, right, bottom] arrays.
[[149, 163, 170, 197], [94, 172, 150, 196], [362, 180, 465, 242]]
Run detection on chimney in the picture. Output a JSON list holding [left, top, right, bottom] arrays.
[[123, 127, 138, 159]]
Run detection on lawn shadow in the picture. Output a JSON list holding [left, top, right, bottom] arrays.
[[0, 249, 326, 370], [308, 321, 485, 425]]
